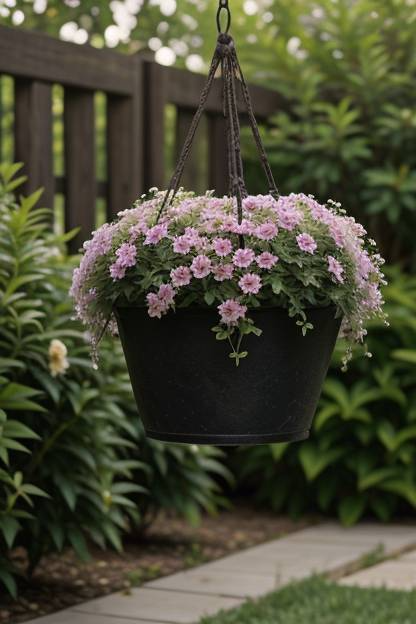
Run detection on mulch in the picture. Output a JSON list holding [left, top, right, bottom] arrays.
[[0, 505, 310, 623]]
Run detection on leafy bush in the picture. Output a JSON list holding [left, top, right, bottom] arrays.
[[0, 164, 229, 596], [233, 267, 416, 525], [242, 0, 416, 268], [135, 434, 231, 527], [0, 163, 146, 594]]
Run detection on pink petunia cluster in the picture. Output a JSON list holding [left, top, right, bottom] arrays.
[[71, 189, 386, 363], [218, 299, 247, 325]]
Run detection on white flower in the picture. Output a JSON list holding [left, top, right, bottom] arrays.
[[48, 339, 69, 377]]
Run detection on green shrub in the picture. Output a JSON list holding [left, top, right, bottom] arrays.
[[234, 267, 416, 525], [243, 0, 416, 268], [135, 433, 231, 527], [0, 163, 146, 594], [0, 164, 229, 595]]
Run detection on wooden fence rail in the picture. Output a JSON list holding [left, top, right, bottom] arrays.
[[0, 24, 285, 251]]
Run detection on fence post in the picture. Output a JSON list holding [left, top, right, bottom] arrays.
[[208, 114, 228, 195], [14, 79, 54, 211], [142, 61, 166, 190], [107, 56, 143, 219], [64, 88, 96, 253]]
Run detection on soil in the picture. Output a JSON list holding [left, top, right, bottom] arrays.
[[0, 505, 310, 623]]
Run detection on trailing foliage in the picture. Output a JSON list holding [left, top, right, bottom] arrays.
[[0, 164, 229, 596], [233, 267, 416, 525]]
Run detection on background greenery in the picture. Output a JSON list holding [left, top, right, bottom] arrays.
[[233, 268, 416, 525], [1, 0, 416, 598], [0, 164, 229, 596], [1, 0, 416, 265]]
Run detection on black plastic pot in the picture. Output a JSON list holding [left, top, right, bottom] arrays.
[[115, 306, 341, 445]]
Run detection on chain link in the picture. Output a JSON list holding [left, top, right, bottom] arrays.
[[216, 0, 231, 33]]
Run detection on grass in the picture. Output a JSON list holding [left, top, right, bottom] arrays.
[[199, 577, 416, 624]]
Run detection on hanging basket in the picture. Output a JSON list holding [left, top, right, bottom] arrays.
[[115, 305, 341, 444], [71, 0, 385, 446]]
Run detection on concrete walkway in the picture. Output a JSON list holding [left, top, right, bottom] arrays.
[[340, 545, 416, 591], [31, 523, 416, 624]]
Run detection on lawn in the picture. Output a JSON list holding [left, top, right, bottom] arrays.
[[199, 577, 416, 624]]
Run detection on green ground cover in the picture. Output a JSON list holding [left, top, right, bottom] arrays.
[[200, 577, 416, 624]]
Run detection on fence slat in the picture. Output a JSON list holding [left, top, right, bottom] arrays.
[[0, 25, 135, 95], [14, 79, 54, 210], [107, 58, 143, 219], [208, 115, 228, 195], [175, 108, 204, 192], [143, 61, 166, 190], [64, 88, 96, 252], [161, 65, 288, 118]]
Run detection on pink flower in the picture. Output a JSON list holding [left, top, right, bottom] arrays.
[[213, 263, 234, 282], [356, 251, 373, 280], [218, 299, 247, 325], [194, 235, 210, 252], [115, 242, 137, 268], [256, 252, 278, 269], [296, 233, 317, 254], [191, 254, 212, 279], [238, 273, 262, 295], [213, 237, 233, 257], [327, 256, 344, 283], [144, 223, 168, 245], [146, 293, 167, 319], [363, 282, 383, 310], [158, 283, 176, 304], [173, 235, 192, 254], [275, 197, 303, 230], [170, 266, 192, 287], [329, 222, 345, 248], [255, 222, 278, 240], [242, 196, 260, 212], [233, 219, 255, 235], [233, 248, 255, 268], [109, 261, 126, 280], [184, 227, 200, 243]]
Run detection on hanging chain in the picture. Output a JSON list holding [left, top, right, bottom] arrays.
[[156, 0, 279, 248], [216, 0, 231, 34]]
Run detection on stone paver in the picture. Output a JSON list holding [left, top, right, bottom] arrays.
[[73, 587, 241, 623], [26, 613, 160, 624], [146, 568, 279, 598], [340, 554, 416, 591], [30, 522, 416, 624]]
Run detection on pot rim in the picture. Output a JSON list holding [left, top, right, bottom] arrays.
[[115, 303, 340, 314]]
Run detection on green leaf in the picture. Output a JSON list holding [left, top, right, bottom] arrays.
[[3, 420, 39, 440], [0, 568, 17, 598], [358, 467, 400, 491], [338, 495, 366, 526], [68, 529, 90, 561], [392, 349, 416, 364], [204, 291, 215, 306], [21, 484, 50, 498], [0, 516, 20, 548], [299, 442, 346, 481]]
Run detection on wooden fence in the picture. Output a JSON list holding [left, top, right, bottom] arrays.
[[0, 24, 284, 251]]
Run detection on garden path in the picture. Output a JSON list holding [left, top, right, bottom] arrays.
[[30, 522, 416, 624], [340, 547, 416, 591]]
